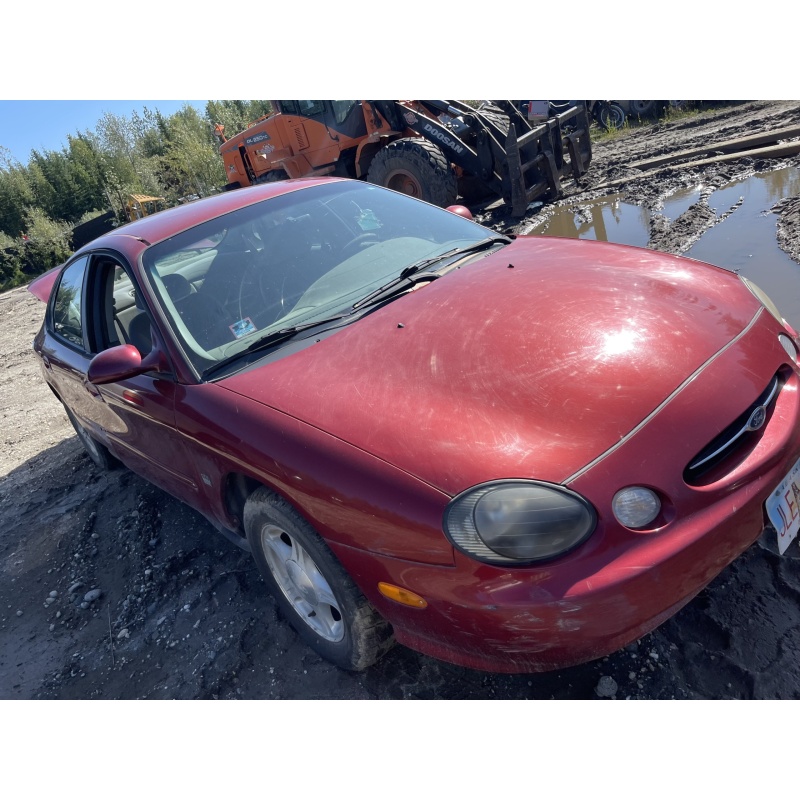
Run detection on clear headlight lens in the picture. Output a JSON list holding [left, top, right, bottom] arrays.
[[443, 481, 596, 564], [612, 487, 661, 529]]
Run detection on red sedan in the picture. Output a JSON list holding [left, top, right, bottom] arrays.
[[29, 178, 800, 672]]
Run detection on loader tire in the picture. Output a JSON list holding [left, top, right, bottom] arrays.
[[475, 108, 510, 136], [367, 138, 457, 208], [255, 170, 286, 184]]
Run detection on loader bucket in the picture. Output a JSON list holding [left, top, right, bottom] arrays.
[[503, 103, 592, 217], [378, 100, 593, 217]]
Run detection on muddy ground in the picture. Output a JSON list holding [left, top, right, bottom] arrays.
[[2, 100, 800, 700]]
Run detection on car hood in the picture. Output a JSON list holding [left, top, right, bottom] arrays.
[[221, 237, 760, 495]]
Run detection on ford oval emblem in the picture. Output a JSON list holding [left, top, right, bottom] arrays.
[[747, 405, 767, 431]]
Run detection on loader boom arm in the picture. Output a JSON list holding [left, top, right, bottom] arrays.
[[402, 100, 592, 215]]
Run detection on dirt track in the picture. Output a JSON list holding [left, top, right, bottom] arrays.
[[2, 101, 800, 699]]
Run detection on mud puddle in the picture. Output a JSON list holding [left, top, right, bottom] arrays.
[[533, 166, 800, 326], [532, 193, 651, 249], [685, 169, 800, 327]]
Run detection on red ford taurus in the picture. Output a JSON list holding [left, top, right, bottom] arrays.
[[29, 178, 800, 672]]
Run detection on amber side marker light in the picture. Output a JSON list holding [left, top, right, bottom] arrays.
[[378, 583, 428, 609]]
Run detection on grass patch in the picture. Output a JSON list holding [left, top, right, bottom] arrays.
[[590, 102, 733, 143], [590, 121, 634, 143]]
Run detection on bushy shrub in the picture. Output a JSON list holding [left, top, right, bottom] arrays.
[[0, 242, 25, 291], [77, 208, 107, 225], [0, 209, 73, 292]]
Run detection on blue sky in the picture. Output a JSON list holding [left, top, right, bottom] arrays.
[[0, 101, 207, 166]]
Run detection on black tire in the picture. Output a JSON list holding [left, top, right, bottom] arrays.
[[244, 487, 394, 670], [254, 170, 286, 184], [457, 175, 494, 204], [629, 100, 658, 119], [475, 108, 510, 135], [598, 103, 626, 131], [367, 138, 457, 207], [65, 406, 116, 470]]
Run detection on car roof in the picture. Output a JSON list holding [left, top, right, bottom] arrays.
[[76, 177, 346, 254]]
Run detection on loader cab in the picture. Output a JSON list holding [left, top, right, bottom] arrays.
[[221, 102, 373, 188], [275, 101, 368, 142]]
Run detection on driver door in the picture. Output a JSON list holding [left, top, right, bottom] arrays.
[[62, 256, 200, 505]]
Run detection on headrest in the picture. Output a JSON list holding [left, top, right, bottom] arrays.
[[161, 273, 193, 302]]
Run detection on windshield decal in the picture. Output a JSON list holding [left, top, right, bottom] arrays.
[[230, 318, 257, 339]]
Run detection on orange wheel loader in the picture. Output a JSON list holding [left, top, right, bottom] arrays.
[[216, 101, 592, 217]]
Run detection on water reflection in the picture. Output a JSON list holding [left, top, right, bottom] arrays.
[[534, 166, 800, 327], [661, 187, 702, 221], [686, 167, 800, 328], [538, 195, 650, 248]]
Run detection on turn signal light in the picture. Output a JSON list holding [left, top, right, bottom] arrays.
[[378, 582, 428, 609]]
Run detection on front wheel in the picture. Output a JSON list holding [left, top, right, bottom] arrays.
[[244, 487, 394, 670], [367, 138, 458, 207], [65, 406, 116, 470]]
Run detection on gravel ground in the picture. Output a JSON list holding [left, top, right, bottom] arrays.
[[2, 100, 800, 700]]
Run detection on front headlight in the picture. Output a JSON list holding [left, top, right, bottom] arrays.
[[443, 481, 597, 565], [612, 486, 661, 529]]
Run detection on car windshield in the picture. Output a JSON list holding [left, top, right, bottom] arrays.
[[141, 181, 492, 375]]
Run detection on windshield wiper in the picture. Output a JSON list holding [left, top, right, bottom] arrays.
[[203, 314, 350, 379], [352, 270, 439, 310], [352, 236, 511, 311]]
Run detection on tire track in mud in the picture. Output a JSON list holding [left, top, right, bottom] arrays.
[[485, 101, 800, 266]]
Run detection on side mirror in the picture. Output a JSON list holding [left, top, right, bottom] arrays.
[[87, 344, 168, 385], [446, 204, 473, 221]]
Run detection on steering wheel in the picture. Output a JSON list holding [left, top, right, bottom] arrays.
[[340, 233, 379, 260], [235, 256, 289, 331]]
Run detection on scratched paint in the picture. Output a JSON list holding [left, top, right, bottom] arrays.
[[531, 166, 800, 327]]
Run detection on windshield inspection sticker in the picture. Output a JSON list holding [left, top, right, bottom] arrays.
[[230, 318, 257, 339]]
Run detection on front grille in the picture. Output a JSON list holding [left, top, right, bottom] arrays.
[[684, 371, 783, 484]]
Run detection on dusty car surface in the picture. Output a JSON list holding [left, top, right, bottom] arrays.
[[28, 177, 800, 673]]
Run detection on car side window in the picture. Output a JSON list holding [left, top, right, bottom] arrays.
[[117, 268, 155, 356], [98, 261, 154, 357], [52, 256, 89, 349]]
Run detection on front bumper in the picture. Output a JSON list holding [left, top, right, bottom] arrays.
[[333, 318, 800, 673], [335, 459, 788, 673]]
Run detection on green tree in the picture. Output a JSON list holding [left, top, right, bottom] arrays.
[[65, 134, 109, 215], [206, 100, 272, 139], [21, 207, 73, 271], [30, 149, 82, 221], [158, 105, 226, 199], [0, 148, 35, 237], [2, 100, 280, 292], [95, 109, 164, 198]]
